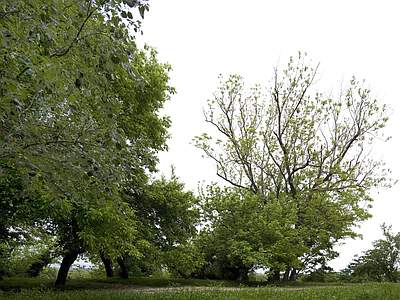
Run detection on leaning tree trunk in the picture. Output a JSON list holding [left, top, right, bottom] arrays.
[[117, 257, 129, 279], [100, 252, 114, 278], [55, 250, 84, 285]]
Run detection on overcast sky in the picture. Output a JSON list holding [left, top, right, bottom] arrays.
[[136, 0, 400, 271]]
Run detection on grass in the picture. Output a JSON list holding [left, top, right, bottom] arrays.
[[90, 276, 345, 288], [0, 283, 399, 300], [0, 276, 343, 290], [0, 277, 399, 300]]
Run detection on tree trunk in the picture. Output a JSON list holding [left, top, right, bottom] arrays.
[[100, 252, 114, 278], [117, 257, 129, 279], [268, 269, 280, 281], [289, 268, 298, 281], [176, 269, 189, 279], [283, 266, 290, 281], [55, 250, 82, 285]]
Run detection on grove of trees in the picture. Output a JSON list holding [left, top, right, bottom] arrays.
[[0, 0, 394, 284], [0, 0, 185, 285]]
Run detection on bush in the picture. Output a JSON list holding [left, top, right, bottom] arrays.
[[38, 267, 59, 280]]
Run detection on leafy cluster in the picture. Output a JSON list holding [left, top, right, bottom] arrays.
[[193, 185, 304, 280]]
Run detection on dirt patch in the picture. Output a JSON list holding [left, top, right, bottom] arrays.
[[84, 282, 341, 293], [85, 283, 246, 293]]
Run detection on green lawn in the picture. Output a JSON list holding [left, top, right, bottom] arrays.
[[0, 278, 399, 300], [1, 284, 400, 300]]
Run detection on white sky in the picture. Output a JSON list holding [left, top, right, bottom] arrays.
[[136, 0, 400, 271]]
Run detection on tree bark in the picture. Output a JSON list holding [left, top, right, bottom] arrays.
[[268, 270, 280, 281], [55, 250, 83, 285], [283, 266, 290, 281], [117, 257, 129, 279], [289, 268, 298, 281], [176, 269, 189, 279], [100, 252, 114, 278]]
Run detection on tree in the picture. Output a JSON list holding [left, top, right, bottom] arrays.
[[193, 184, 305, 280], [1, 0, 174, 284], [194, 53, 392, 280], [351, 224, 400, 282], [114, 171, 200, 278], [126, 171, 199, 252]]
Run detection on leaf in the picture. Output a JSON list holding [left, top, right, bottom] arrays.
[[18, 57, 31, 65], [75, 78, 81, 88], [110, 55, 119, 64], [50, 17, 60, 26], [126, 0, 138, 8], [28, 170, 37, 177], [139, 6, 145, 19]]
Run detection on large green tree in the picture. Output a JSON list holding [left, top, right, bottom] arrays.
[[194, 53, 392, 280], [114, 171, 200, 279], [194, 185, 305, 280], [1, 0, 174, 284]]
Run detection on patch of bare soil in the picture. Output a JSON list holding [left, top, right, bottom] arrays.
[[279, 285, 338, 290], [85, 282, 341, 293], [86, 283, 245, 293]]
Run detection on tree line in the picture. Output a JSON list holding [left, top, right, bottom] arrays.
[[0, 0, 395, 284]]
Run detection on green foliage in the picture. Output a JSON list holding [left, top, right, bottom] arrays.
[[67, 269, 92, 280], [1, 0, 174, 282], [164, 243, 205, 279], [193, 53, 392, 277], [0, 159, 44, 249], [125, 171, 199, 250], [1, 233, 55, 278], [109, 171, 200, 278], [349, 224, 400, 282], [194, 185, 305, 280], [0, 243, 10, 279], [39, 267, 59, 280]]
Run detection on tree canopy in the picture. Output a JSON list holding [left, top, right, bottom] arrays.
[[1, 0, 175, 283], [349, 224, 400, 282], [194, 52, 392, 280], [194, 184, 304, 280]]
